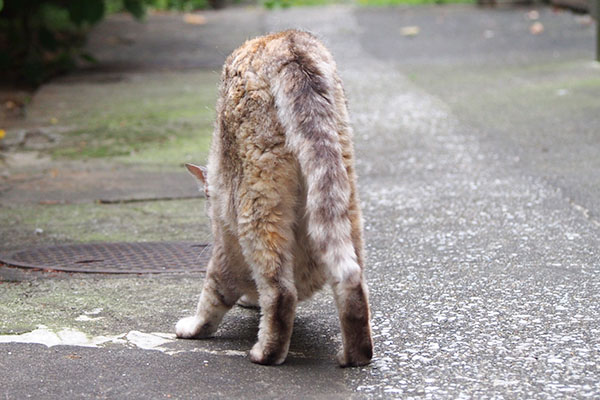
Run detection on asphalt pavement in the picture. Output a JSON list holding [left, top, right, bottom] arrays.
[[1, 4, 599, 399]]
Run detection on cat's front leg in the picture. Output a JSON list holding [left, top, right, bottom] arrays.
[[176, 239, 240, 339], [175, 273, 232, 339]]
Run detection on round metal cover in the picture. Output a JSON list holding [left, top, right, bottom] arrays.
[[0, 242, 211, 274]]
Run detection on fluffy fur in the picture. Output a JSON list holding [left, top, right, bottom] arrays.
[[176, 30, 372, 367]]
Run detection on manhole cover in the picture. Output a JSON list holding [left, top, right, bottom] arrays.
[[0, 242, 211, 274]]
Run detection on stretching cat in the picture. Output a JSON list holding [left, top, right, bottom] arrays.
[[176, 30, 373, 367]]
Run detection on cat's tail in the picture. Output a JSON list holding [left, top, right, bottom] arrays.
[[271, 35, 360, 284]]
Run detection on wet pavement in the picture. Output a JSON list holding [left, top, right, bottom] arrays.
[[1, 4, 599, 399]]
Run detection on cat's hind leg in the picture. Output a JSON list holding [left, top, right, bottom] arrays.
[[176, 228, 245, 339], [245, 247, 297, 365], [331, 170, 373, 367], [331, 271, 373, 367], [237, 173, 299, 365], [248, 265, 297, 365], [241, 220, 298, 365]]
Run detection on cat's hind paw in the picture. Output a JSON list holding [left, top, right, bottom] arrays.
[[336, 345, 373, 368], [236, 294, 260, 309], [175, 316, 214, 339], [248, 342, 287, 366]]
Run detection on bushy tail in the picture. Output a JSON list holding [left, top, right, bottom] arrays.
[[271, 39, 360, 283]]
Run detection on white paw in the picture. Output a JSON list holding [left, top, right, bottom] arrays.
[[237, 294, 260, 309], [175, 316, 203, 338], [248, 342, 287, 365]]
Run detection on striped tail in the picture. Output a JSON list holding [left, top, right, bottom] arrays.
[[271, 36, 360, 284]]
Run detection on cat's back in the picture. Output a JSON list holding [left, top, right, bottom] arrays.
[[214, 30, 339, 166], [224, 29, 333, 78], [218, 30, 337, 112]]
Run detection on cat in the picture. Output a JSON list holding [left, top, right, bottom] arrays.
[[176, 30, 373, 367]]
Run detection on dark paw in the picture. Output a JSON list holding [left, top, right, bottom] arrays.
[[337, 342, 373, 367]]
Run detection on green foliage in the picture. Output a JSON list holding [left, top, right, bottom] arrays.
[[263, 0, 336, 9], [68, 0, 106, 25], [123, 0, 146, 19], [0, 0, 147, 87], [146, 0, 209, 11], [0, 0, 225, 86], [106, 0, 210, 13]]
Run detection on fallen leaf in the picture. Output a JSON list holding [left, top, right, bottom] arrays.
[[50, 117, 58, 125], [574, 15, 593, 26], [530, 22, 544, 35], [400, 26, 420, 37], [183, 13, 206, 25], [0, 129, 5, 140]]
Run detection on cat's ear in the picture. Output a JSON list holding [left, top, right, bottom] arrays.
[[185, 163, 208, 185]]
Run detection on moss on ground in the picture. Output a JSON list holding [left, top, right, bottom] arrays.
[[0, 199, 212, 251], [0, 275, 205, 336], [1, 71, 219, 338], [0, 199, 212, 336], [30, 71, 217, 166]]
